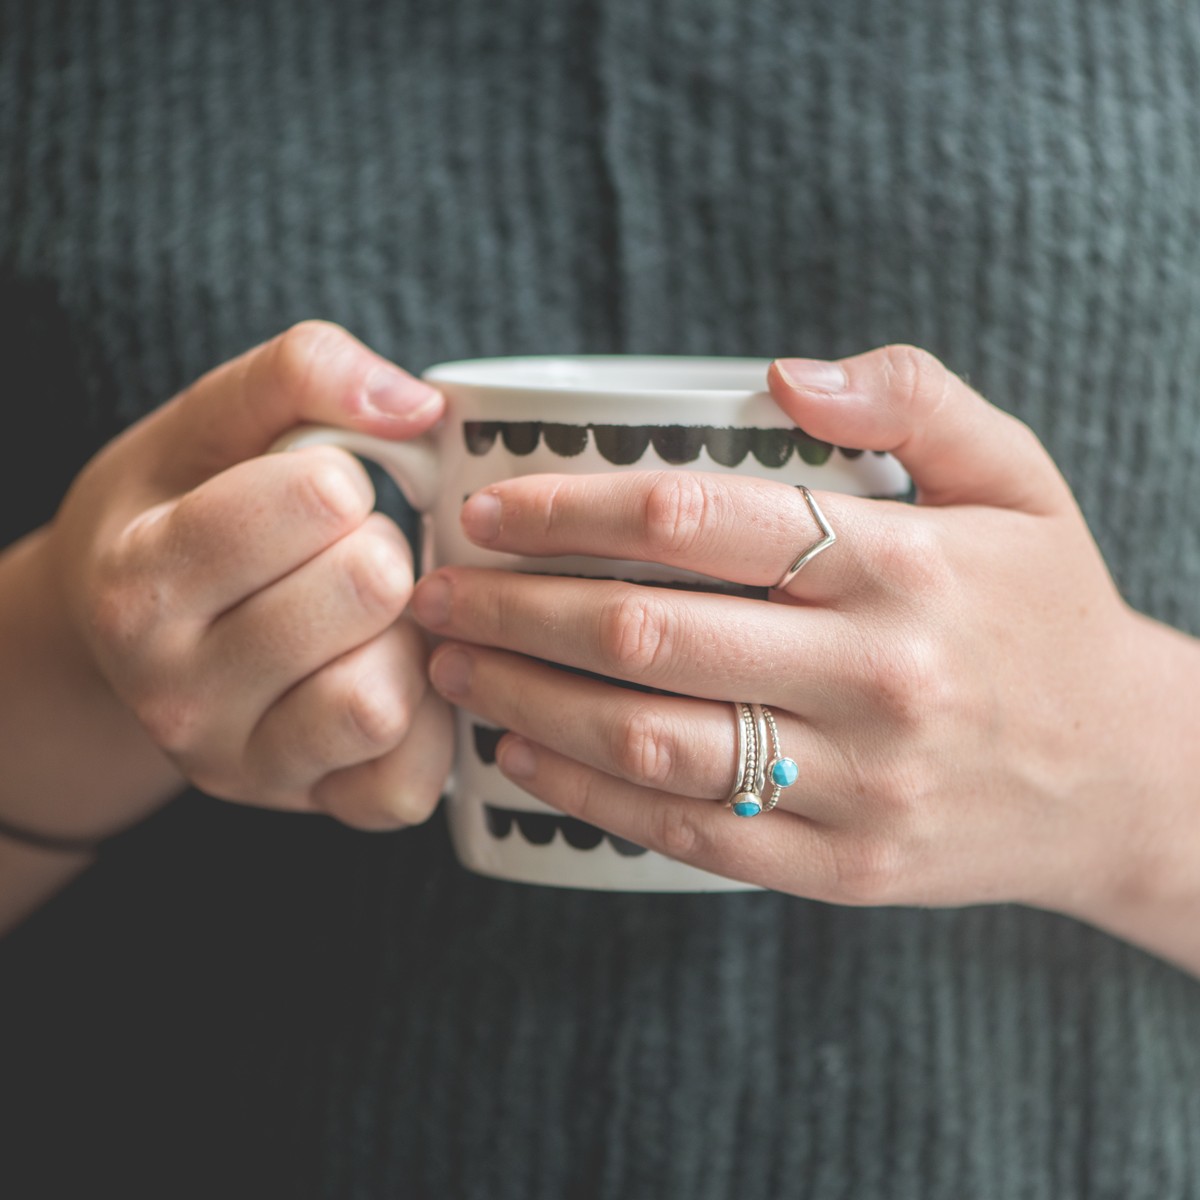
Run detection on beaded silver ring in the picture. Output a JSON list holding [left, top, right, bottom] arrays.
[[727, 702, 797, 817]]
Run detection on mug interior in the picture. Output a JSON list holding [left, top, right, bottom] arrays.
[[423, 355, 773, 394]]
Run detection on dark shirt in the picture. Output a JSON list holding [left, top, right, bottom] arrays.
[[2, 2, 1199, 1196]]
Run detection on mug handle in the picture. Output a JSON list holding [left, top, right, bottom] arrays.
[[269, 424, 441, 513]]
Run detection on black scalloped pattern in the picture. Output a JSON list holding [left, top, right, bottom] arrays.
[[472, 724, 505, 763], [463, 421, 884, 466], [483, 804, 649, 856]]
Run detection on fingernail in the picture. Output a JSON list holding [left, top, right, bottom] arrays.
[[774, 358, 847, 393], [363, 364, 442, 419], [430, 647, 471, 698], [498, 736, 537, 780], [461, 491, 502, 543], [411, 574, 451, 627]]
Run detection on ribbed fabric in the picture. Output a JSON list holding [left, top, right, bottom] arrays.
[[1, 2, 1199, 1197]]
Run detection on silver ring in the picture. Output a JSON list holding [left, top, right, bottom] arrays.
[[773, 486, 836, 590], [760, 705, 798, 810], [726, 702, 797, 817], [727, 702, 760, 816]]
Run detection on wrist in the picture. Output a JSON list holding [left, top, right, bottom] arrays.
[[0, 525, 182, 842], [34, 522, 113, 697], [1063, 611, 1200, 975]]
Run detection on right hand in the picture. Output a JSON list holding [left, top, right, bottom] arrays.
[[49, 321, 454, 830]]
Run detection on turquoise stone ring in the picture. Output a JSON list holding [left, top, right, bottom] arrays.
[[727, 703, 797, 817], [770, 758, 798, 788], [731, 792, 764, 817]]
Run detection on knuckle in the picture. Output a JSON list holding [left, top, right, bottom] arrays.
[[653, 803, 703, 861], [599, 589, 674, 678], [878, 343, 950, 417], [135, 689, 204, 756], [87, 577, 148, 651], [877, 520, 952, 594], [642, 471, 711, 559], [270, 319, 353, 395], [345, 677, 411, 754], [613, 705, 675, 789], [831, 836, 904, 906], [86, 528, 172, 651], [386, 786, 441, 826], [321, 781, 437, 832], [862, 634, 945, 730], [881, 343, 944, 408], [321, 795, 404, 832], [345, 527, 412, 618], [865, 760, 929, 822], [296, 452, 372, 530]]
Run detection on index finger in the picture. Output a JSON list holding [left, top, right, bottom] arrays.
[[459, 470, 898, 603]]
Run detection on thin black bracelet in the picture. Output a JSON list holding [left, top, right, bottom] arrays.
[[0, 813, 106, 855]]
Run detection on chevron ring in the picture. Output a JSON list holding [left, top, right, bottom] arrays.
[[773, 485, 837, 590]]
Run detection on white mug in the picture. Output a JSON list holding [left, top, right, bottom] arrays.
[[275, 355, 910, 892]]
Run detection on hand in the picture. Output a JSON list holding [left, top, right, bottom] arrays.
[[409, 345, 1200, 927], [50, 321, 453, 830]]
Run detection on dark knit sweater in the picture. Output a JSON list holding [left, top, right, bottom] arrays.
[[2, 2, 1199, 1197]]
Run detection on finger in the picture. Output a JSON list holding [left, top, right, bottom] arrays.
[[494, 735, 839, 896], [123, 444, 378, 620], [428, 641, 843, 821], [311, 688, 453, 831], [199, 513, 414, 737], [411, 568, 850, 708], [246, 619, 430, 796], [145, 320, 444, 492], [460, 469, 897, 603], [768, 345, 1072, 513]]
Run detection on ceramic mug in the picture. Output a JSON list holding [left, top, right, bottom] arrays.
[[274, 355, 910, 892]]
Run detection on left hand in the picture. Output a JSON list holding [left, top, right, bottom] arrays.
[[409, 345, 1185, 918]]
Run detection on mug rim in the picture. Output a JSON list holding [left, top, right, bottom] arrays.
[[422, 354, 775, 396]]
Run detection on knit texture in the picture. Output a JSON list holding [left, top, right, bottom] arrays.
[[2, 1, 1199, 1197]]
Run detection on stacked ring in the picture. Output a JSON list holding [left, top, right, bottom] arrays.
[[727, 702, 797, 816]]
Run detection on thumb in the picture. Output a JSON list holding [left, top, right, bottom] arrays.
[[146, 320, 444, 492], [768, 344, 1069, 512]]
